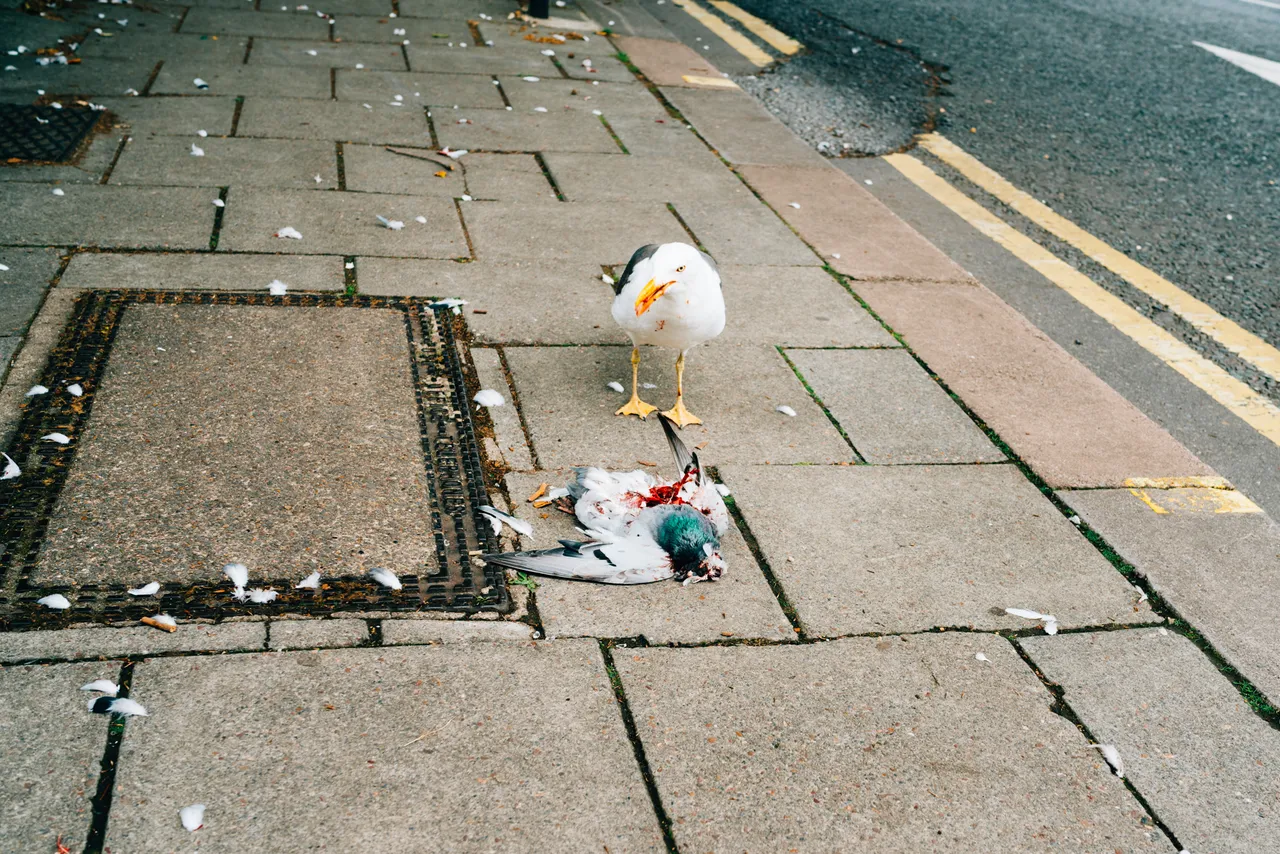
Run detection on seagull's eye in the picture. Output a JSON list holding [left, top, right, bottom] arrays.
[[676, 265, 687, 273]]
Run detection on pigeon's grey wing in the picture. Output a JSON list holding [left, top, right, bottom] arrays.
[[484, 536, 673, 585], [657, 412, 695, 476], [615, 244, 661, 296]]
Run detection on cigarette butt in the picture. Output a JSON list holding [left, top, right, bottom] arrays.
[[141, 616, 177, 633], [637, 460, 658, 466], [533, 499, 552, 508], [695, 441, 709, 450], [527, 483, 548, 502]]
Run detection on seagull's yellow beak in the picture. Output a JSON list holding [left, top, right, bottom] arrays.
[[635, 278, 676, 316]]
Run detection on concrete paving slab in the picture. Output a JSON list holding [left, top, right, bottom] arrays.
[[381, 618, 534, 643], [76, 32, 250, 66], [268, 618, 368, 650], [0, 58, 156, 98], [463, 201, 685, 265], [398, 0, 517, 16], [499, 76, 665, 117], [721, 266, 897, 347], [719, 464, 1153, 636], [97, 95, 238, 137], [219, 189, 467, 257], [855, 279, 1217, 488], [108, 642, 664, 852], [150, 62, 331, 99], [505, 344, 855, 468], [333, 16, 472, 43], [606, 112, 712, 158], [237, 97, 431, 145], [277, 0, 392, 13], [787, 348, 1004, 463], [436, 108, 623, 153], [34, 304, 441, 585], [674, 201, 820, 267], [0, 622, 265, 664], [0, 289, 77, 448], [109, 136, 338, 190], [1059, 487, 1280, 705], [58, 252, 344, 292], [740, 163, 974, 282], [0, 337, 17, 381], [0, 184, 213, 250], [0, 662, 112, 852], [615, 635, 1168, 853], [561, 52, 637, 84], [614, 35, 729, 88], [469, 346, 533, 469], [462, 152, 556, 200], [543, 151, 749, 203], [406, 47, 556, 76], [660, 87, 828, 167], [179, 7, 331, 39], [334, 69, 505, 107], [248, 39, 407, 70], [504, 471, 793, 643], [342, 144, 468, 196], [1023, 630, 1280, 854], [0, 248, 63, 338]]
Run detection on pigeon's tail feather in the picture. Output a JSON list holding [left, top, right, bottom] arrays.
[[658, 413, 695, 476], [485, 536, 672, 585]]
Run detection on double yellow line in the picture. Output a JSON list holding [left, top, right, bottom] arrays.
[[669, 0, 800, 68]]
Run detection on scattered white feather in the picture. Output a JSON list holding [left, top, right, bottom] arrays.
[[306, 48, 318, 55], [223, 562, 249, 588], [541, 49, 555, 55], [1005, 607, 1058, 634], [314, 174, 323, 183], [193, 77, 208, 89], [832, 252, 841, 259], [714, 483, 731, 497], [607, 381, 625, 393], [26, 385, 48, 397], [150, 613, 177, 629], [460, 194, 473, 201], [80, 679, 119, 695], [247, 588, 278, 603], [479, 504, 533, 538], [776, 405, 797, 417], [196, 129, 207, 137], [42, 432, 71, 444], [1131, 584, 1149, 603], [641, 382, 657, 389], [180, 804, 206, 831], [415, 215, 427, 224], [376, 215, 404, 230], [546, 486, 570, 500], [275, 226, 303, 240], [38, 593, 71, 609], [212, 198, 225, 207], [974, 652, 990, 663], [0, 263, 7, 271], [1093, 743, 1125, 778], [50, 186, 65, 196], [439, 147, 467, 160], [296, 571, 321, 589], [1069, 515, 1081, 525], [108, 697, 148, 717], [368, 566, 402, 590], [522, 76, 540, 82], [66, 383, 83, 397], [473, 389, 504, 407], [268, 279, 288, 296], [602, 273, 614, 284], [429, 297, 467, 311], [533, 106, 548, 112], [788, 202, 801, 209], [2, 453, 20, 480], [592, 109, 602, 116], [128, 581, 160, 596]]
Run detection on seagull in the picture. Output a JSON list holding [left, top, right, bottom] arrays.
[[484, 414, 728, 585], [611, 242, 724, 427]]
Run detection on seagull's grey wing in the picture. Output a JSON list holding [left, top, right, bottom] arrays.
[[657, 412, 695, 476], [699, 250, 719, 281], [484, 535, 673, 585], [615, 244, 661, 296]]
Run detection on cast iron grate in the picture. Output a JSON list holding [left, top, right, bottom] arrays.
[[0, 290, 509, 631], [0, 104, 101, 163]]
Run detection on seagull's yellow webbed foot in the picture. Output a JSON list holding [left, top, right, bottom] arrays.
[[616, 395, 658, 419], [661, 397, 702, 428]]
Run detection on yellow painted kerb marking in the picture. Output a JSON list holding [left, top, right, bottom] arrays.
[[1130, 489, 1171, 515], [1123, 476, 1234, 490], [708, 1, 802, 55], [884, 152, 1280, 450], [1129, 486, 1261, 514], [670, 0, 773, 67], [917, 132, 1280, 386], [681, 74, 740, 89]]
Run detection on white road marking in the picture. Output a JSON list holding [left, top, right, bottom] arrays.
[[1195, 41, 1280, 87], [1234, 0, 1280, 11]]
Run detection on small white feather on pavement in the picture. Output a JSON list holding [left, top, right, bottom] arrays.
[[541, 49, 555, 55], [1069, 515, 1082, 525], [150, 613, 177, 629], [439, 147, 467, 159], [607, 381, 624, 393], [2, 452, 21, 480], [197, 129, 207, 137], [369, 566, 402, 590], [776, 405, 797, 417], [788, 202, 800, 209], [430, 297, 467, 311], [522, 76, 540, 82], [180, 804, 206, 831], [974, 652, 990, 663], [26, 385, 48, 396], [546, 486, 570, 500], [42, 432, 71, 444], [81, 679, 119, 695], [107, 697, 148, 717], [268, 279, 288, 296], [38, 593, 71, 609], [190, 143, 204, 157], [52, 188, 65, 196], [473, 389, 504, 407], [213, 198, 225, 207], [66, 383, 83, 397], [275, 226, 303, 239], [1005, 607, 1059, 634], [247, 588, 278, 603], [223, 562, 249, 589], [1093, 743, 1125, 778], [193, 77, 209, 89], [128, 581, 160, 596], [602, 272, 614, 284], [479, 504, 533, 538], [296, 571, 321, 589], [376, 215, 404, 230], [415, 215, 426, 223]]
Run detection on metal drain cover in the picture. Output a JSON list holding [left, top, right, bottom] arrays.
[[0, 105, 101, 163], [0, 291, 508, 629]]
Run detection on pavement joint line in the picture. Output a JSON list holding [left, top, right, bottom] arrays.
[[453, 197, 476, 259], [242, 34, 253, 65], [343, 254, 357, 295], [334, 140, 347, 190], [663, 202, 706, 252], [329, 67, 337, 99], [1009, 636, 1187, 851], [83, 659, 133, 854], [399, 41, 410, 70], [598, 639, 683, 854], [597, 114, 629, 153], [97, 136, 129, 185], [229, 95, 245, 136], [884, 151, 1280, 450], [776, 346, 868, 463], [425, 105, 440, 148], [208, 186, 229, 251], [261, 619, 271, 650], [917, 132, 1280, 387], [491, 75, 512, 108], [669, 0, 772, 68], [365, 618, 383, 645], [494, 344, 543, 470], [139, 60, 164, 97], [707, 0, 803, 55], [531, 151, 567, 200]]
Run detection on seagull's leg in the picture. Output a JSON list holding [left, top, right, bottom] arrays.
[[616, 347, 658, 418], [662, 350, 702, 427]]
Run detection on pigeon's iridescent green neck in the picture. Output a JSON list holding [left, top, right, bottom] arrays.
[[653, 506, 720, 577]]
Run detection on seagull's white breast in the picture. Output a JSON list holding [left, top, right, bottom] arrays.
[[611, 262, 725, 351]]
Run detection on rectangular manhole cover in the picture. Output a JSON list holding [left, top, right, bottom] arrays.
[[0, 291, 507, 629], [0, 105, 101, 164]]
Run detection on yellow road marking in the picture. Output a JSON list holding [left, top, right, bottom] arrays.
[[917, 132, 1280, 385], [670, 0, 773, 68], [708, 1, 802, 55], [884, 152, 1280, 450], [1130, 489, 1171, 515], [1123, 476, 1234, 490], [681, 74, 740, 89], [1130, 486, 1261, 514]]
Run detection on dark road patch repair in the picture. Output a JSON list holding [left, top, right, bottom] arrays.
[[0, 291, 508, 630], [0, 104, 102, 163]]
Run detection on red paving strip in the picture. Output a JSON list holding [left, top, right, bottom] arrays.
[[613, 35, 729, 88]]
